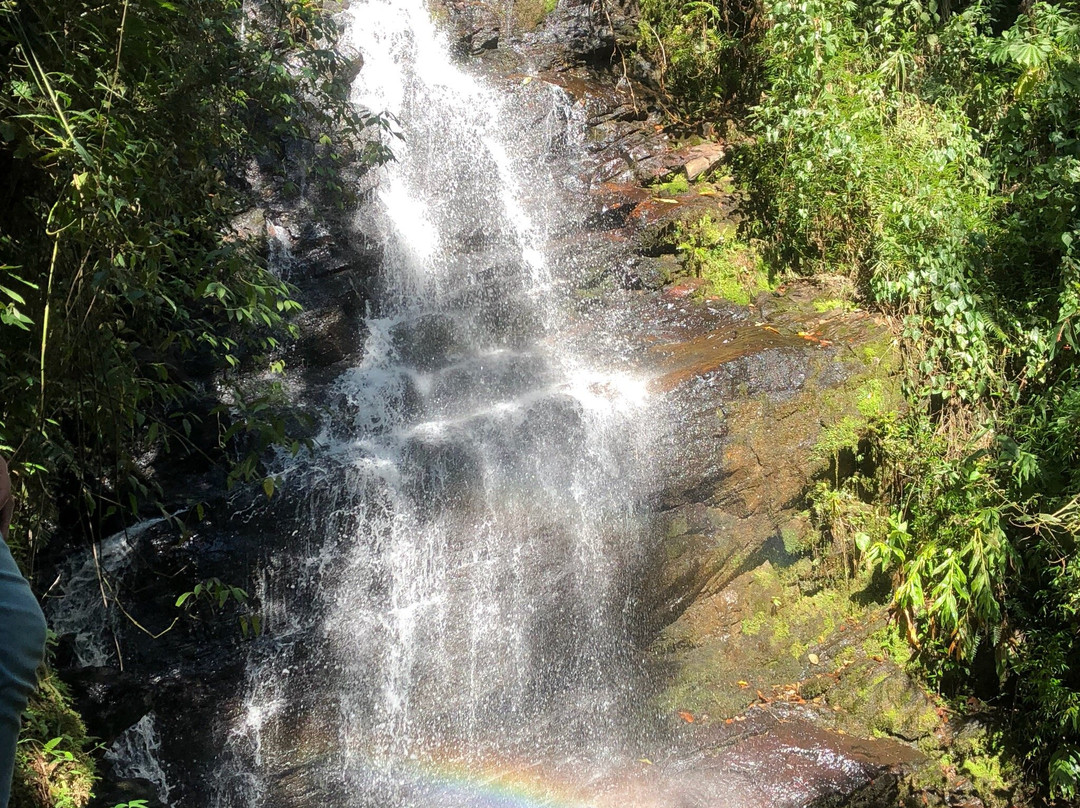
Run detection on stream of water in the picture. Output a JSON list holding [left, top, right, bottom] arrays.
[[212, 1, 664, 805]]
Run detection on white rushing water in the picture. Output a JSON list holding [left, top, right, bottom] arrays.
[[214, 1, 663, 805], [46, 519, 176, 801]]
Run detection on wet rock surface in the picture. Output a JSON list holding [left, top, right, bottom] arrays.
[[627, 709, 926, 808]]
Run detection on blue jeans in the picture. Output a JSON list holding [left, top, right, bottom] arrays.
[[0, 539, 47, 808]]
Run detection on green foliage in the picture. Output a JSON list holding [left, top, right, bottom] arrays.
[[13, 663, 95, 808], [858, 418, 1014, 663], [722, 1, 1080, 794], [176, 576, 263, 637], [0, 0, 387, 556], [637, 0, 763, 118], [651, 172, 691, 196], [671, 214, 773, 303]]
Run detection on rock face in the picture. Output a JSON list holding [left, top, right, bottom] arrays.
[[613, 710, 926, 808], [611, 278, 946, 805]]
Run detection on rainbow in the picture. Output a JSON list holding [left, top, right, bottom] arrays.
[[348, 745, 639, 808]]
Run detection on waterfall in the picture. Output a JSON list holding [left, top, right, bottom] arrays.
[[215, 1, 661, 804]]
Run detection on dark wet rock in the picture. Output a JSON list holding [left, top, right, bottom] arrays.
[[59, 667, 154, 747], [402, 432, 484, 512], [428, 351, 550, 411], [291, 299, 363, 372], [624, 253, 684, 289], [521, 392, 586, 449], [390, 312, 467, 371], [435, 0, 501, 54], [523, 69, 671, 188], [585, 181, 651, 229]]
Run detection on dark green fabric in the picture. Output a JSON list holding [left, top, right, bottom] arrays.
[[0, 539, 47, 808]]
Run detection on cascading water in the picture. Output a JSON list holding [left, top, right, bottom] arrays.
[[215, 1, 663, 804]]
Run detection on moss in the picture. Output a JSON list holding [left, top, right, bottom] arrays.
[[801, 674, 835, 699], [741, 610, 768, 637], [861, 623, 913, 667], [698, 241, 773, 305], [650, 212, 775, 305], [12, 665, 97, 808], [511, 0, 555, 31], [655, 568, 875, 723], [813, 415, 864, 464], [942, 725, 1023, 808], [812, 297, 856, 312], [961, 754, 1008, 795], [665, 513, 689, 539], [827, 657, 941, 743], [834, 644, 857, 665], [780, 525, 811, 556], [854, 378, 886, 418], [652, 173, 690, 197]]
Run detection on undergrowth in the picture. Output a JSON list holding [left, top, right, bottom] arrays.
[[673, 214, 774, 303], [12, 664, 95, 808]]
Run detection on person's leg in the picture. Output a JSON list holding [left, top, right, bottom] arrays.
[[0, 539, 47, 808]]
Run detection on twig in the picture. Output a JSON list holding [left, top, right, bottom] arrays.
[[599, 0, 638, 113]]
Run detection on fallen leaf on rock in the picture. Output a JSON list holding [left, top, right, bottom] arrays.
[[677, 711, 695, 723], [808, 653, 820, 665], [638, 758, 653, 765], [736, 680, 749, 688]]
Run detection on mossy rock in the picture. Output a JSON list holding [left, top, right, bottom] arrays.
[[12, 667, 96, 808], [827, 657, 941, 743], [898, 720, 1025, 808], [652, 561, 871, 721]]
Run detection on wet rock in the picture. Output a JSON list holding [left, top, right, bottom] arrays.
[[435, 0, 501, 54], [613, 280, 931, 795], [428, 351, 550, 412], [402, 432, 484, 512], [585, 181, 651, 230], [59, 667, 153, 747], [517, 0, 638, 68], [291, 302, 362, 372], [390, 312, 467, 371], [626, 253, 684, 289], [639, 710, 926, 808]]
